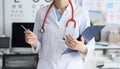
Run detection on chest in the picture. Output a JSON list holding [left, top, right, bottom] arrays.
[[41, 7, 84, 39]]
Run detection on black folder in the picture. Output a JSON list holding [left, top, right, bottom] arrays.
[[62, 25, 105, 55]]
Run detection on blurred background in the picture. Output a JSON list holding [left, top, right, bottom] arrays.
[[0, 0, 120, 69]]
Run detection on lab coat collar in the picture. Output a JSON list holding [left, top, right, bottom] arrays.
[[49, 1, 76, 16], [48, 2, 75, 27], [66, 2, 76, 12], [47, 5, 59, 27], [65, 3, 71, 12]]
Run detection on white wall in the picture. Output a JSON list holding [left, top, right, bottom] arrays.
[[4, 0, 51, 37], [2, 0, 120, 41], [0, 0, 3, 35], [4, 0, 80, 37]]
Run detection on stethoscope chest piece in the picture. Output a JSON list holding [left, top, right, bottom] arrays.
[[40, 28, 44, 33]]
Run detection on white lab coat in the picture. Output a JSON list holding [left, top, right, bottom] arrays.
[[32, 3, 95, 69]]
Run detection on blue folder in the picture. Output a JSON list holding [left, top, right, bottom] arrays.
[[62, 25, 105, 55]]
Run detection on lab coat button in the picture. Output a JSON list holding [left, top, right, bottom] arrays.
[[56, 49, 58, 52]]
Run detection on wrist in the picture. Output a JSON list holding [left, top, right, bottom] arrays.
[[79, 45, 88, 54], [31, 41, 37, 49]]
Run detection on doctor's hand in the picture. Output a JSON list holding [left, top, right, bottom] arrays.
[[24, 29, 37, 49], [65, 34, 88, 54]]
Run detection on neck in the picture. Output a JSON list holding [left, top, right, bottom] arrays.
[[54, 0, 70, 14]]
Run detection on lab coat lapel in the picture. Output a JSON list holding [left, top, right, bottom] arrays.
[[59, 4, 72, 28], [59, 3, 77, 39], [48, 6, 60, 27], [47, 3, 74, 28]]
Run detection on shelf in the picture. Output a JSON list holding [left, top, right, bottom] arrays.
[[95, 45, 120, 50], [95, 51, 120, 69], [2, 53, 38, 69], [95, 42, 120, 50]]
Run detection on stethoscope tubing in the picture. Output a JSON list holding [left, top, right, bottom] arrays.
[[66, 0, 76, 28], [40, 0, 76, 33], [41, 2, 54, 29]]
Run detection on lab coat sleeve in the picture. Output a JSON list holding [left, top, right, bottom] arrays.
[[31, 8, 43, 53], [79, 8, 95, 58], [31, 40, 41, 53], [79, 38, 95, 58]]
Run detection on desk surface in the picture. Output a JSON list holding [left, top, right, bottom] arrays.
[[2, 53, 38, 56], [95, 51, 120, 69], [95, 42, 120, 69], [95, 45, 120, 50], [95, 42, 120, 50]]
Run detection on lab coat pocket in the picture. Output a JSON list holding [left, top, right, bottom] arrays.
[[43, 23, 56, 37], [74, 27, 79, 39], [64, 21, 76, 35], [57, 53, 72, 69], [67, 53, 85, 69], [42, 23, 53, 40], [37, 60, 54, 69], [64, 27, 79, 40], [41, 24, 52, 50]]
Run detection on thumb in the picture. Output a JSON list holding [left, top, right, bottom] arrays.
[[28, 29, 32, 32], [24, 29, 33, 35], [80, 36, 84, 42], [27, 29, 33, 34]]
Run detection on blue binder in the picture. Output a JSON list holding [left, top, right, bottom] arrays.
[[62, 25, 105, 55]]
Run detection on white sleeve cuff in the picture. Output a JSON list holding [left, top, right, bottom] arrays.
[[31, 40, 41, 53], [80, 38, 95, 58], [79, 45, 88, 58]]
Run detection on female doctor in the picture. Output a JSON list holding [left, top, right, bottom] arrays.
[[24, 0, 95, 69]]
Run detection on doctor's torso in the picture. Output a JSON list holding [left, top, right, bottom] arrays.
[[34, 3, 90, 69]]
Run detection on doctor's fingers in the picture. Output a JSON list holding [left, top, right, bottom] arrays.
[[66, 41, 74, 49], [24, 29, 33, 35], [25, 35, 36, 39], [25, 38, 37, 45], [25, 31, 36, 38], [25, 35, 37, 41], [25, 33, 35, 38], [80, 36, 84, 43], [25, 33, 37, 42], [66, 35, 76, 43], [66, 40, 76, 48]]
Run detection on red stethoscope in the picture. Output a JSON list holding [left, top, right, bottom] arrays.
[[40, 0, 76, 33]]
